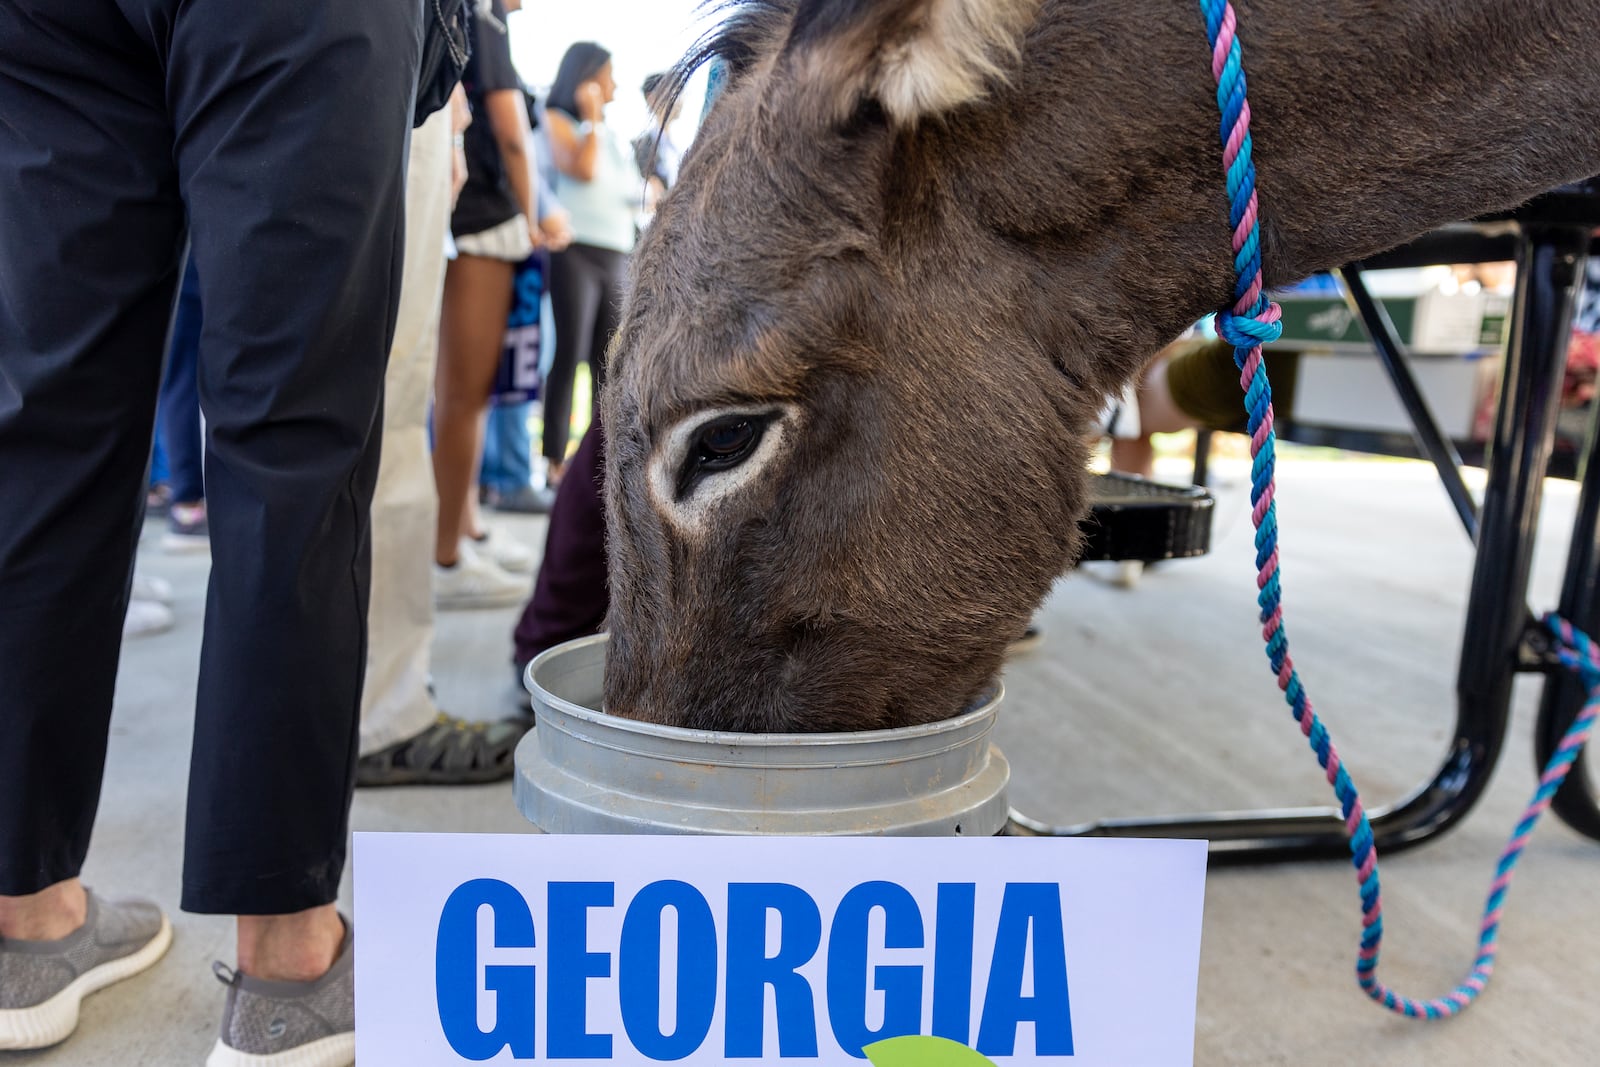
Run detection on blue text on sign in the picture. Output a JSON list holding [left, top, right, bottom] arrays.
[[434, 879, 1074, 1061]]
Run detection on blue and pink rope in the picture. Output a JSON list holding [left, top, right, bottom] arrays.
[[1198, 0, 1600, 1018]]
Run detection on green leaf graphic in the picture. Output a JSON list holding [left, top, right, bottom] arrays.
[[863, 1035, 1000, 1067]]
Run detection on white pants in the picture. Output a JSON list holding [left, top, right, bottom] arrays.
[[360, 108, 453, 753]]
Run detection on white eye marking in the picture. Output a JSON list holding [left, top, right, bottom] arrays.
[[649, 404, 799, 533]]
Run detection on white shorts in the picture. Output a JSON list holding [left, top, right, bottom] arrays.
[[453, 213, 533, 262]]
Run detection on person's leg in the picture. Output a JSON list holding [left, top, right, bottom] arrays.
[[361, 106, 452, 756], [1108, 436, 1156, 478], [0, 3, 182, 1047], [157, 256, 205, 505], [0, 0, 184, 910], [358, 112, 532, 787], [148, 427, 172, 513], [364, 219, 532, 789], [481, 403, 553, 516], [168, 0, 419, 981], [434, 253, 515, 567], [586, 247, 628, 408], [543, 246, 603, 480], [0, 881, 89, 941], [480, 404, 507, 491], [1137, 349, 1202, 437], [157, 256, 211, 550], [1114, 337, 1302, 478], [1111, 338, 1233, 478], [480, 402, 527, 492], [513, 419, 610, 671]]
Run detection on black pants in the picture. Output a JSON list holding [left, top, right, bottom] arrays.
[[545, 242, 626, 463], [0, 0, 420, 914]]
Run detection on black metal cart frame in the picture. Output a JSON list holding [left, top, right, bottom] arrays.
[[1010, 185, 1600, 860]]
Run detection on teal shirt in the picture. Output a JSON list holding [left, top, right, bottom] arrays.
[[551, 111, 640, 254]]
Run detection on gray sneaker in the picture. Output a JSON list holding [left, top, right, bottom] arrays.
[[0, 890, 172, 1050], [207, 916, 354, 1067]]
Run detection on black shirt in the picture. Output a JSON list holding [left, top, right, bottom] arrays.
[[451, 0, 522, 239]]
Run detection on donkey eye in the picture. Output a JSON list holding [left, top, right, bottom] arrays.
[[693, 417, 762, 470], [697, 419, 757, 463], [676, 413, 771, 499]]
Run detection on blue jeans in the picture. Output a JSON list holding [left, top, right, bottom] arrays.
[[480, 403, 532, 494], [480, 293, 555, 493], [149, 426, 169, 489], [156, 256, 204, 502]]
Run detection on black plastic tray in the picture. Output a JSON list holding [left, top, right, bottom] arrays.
[[1078, 472, 1215, 562]]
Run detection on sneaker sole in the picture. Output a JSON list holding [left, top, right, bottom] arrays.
[[206, 1031, 354, 1067], [433, 589, 528, 610], [162, 535, 211, 555], [0, 915, 173, 1050]]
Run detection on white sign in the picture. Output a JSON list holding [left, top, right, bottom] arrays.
[[354, 834, 1207, 1066]]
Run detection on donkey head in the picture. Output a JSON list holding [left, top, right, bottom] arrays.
[[601, 0, 1231, 731]]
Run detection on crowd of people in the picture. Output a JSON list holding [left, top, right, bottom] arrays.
[[0, 1, 682, 1061]]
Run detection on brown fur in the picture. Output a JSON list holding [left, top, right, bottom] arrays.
[[601, 0, 1600, 732]]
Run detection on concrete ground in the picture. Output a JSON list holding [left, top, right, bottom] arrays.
[[5, 449, 1599, 1065]]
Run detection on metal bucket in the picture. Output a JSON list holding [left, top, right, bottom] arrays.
[[515, 634, 1010, 836]]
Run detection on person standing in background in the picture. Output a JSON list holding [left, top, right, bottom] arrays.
[[355, 86, 531, 787], [632, 71, 683, 192], [511, 53, 713, 679], [480, 84, 573, 515], [432, 0, 540, 610], [541, 42, 640, 490], [0, 0, 421, 1060]]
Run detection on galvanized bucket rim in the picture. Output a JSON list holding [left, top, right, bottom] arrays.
[[524, 633, 1004, 748]]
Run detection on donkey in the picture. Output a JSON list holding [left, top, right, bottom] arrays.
[[600, 0, 1600, 733]]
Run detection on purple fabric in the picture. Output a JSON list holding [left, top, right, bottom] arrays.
[[514, 420, 608, 667]]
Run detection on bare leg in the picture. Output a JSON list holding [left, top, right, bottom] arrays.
[[1111, 347, 1200, 478], [0, 878, 87, 940], [1137, 354, 1198, 436], [1110, 437, 1156, 478], [1, 881, 342, 983], [235, 903, 345, 982], [464, 415, 488, 540], [434, 254, 514, 567], [233, 908, 340, 979]]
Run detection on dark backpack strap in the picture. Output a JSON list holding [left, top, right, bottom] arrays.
[[413, 0, 472, 127]]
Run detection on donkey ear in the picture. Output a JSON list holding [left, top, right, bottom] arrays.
[[783, 0, 1039, 125]]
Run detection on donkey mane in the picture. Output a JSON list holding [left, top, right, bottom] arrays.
[[659, 0, 793, 111]]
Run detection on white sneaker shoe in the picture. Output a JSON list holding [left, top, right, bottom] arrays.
[[433, 543, 529, 610], [123, 599, 176, 640], [468, 529, 534, 574], [130, 574, 173, 605]]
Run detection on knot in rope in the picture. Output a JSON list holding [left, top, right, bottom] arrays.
[[1216, 300, 1283, 350]]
